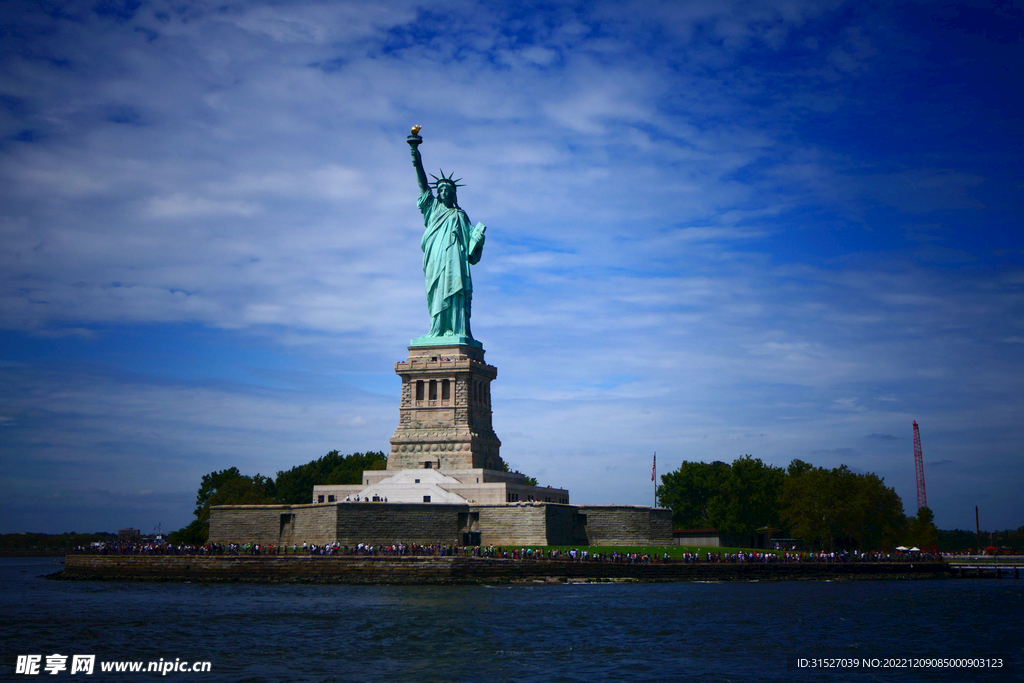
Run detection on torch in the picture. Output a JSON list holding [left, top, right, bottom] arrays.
[[407, 124, 423, 148]]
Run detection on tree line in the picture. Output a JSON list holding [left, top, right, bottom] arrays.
[[937, 526, 1024, 552], [167, 449, 942, 551], [169, 450, 387, 543], [657, 455, 938, 551]]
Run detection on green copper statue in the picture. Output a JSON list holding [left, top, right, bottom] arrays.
[[407, 126, 486, 347]]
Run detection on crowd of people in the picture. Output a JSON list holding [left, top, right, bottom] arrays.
[[694, 550, 938, 563], [73, 540, 939, 563]]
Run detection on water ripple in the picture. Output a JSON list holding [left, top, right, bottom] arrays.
[[0, 559, 1020, 683]]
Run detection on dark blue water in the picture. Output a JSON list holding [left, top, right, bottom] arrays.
[[0, 558, 1020, 682]]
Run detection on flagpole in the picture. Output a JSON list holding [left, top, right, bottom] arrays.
[[652, 452, 657, 508]]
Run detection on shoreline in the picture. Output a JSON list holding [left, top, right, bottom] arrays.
[[55, 554, 950, 584]]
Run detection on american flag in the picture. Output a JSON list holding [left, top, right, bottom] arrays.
[[651, 452, 656, 482]]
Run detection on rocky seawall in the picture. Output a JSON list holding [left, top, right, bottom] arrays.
[[57, 555, 950, 584]]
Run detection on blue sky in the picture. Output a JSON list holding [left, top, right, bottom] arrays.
[[1, 0, 1022, 534]]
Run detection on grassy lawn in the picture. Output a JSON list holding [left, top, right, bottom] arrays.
[[507, 545, 780, 558]]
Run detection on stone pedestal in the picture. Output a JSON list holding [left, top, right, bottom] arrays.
[[388, 343, 504, 471]]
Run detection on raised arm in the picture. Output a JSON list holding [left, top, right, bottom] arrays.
[[408, 126, 430, 195]]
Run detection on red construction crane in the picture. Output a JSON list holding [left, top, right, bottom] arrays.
[[912, 420, 927, 510]]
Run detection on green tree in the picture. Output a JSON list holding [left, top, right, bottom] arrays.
[[194, 469, 277, 523], [170, 467, 278, 543], [907, 506, 938, 550], [657, 457, 785, 534], [195, 467, 243, 519], [787, 458, 814, 478], [167, 519, 207, 545], [275, 450, 387, 504], [780, 462, 906, 551], [499, 460, 538, 486], [850, 472, 906, 549], [203, 473, 277, 515], [717, 455, 785, 536], [657, 460, 732, 529], [779, 462, 834, 548]]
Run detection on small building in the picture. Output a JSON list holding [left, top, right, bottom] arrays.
[[313, 467, 568, 506], [770, 538, 801, 551], [672, 529, 721, 547], [117, 528, 141, 540], [673, 528, 782, 549], [720, 528, 780, 550]]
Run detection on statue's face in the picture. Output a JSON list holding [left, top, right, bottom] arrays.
[[437, 183, 456, 207]]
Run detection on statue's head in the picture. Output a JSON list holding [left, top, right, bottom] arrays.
[[429, 170, 463, 208], [436, 181, 457, 207]]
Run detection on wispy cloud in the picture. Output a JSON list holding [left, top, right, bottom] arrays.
[[1, 0, 1022, 532]]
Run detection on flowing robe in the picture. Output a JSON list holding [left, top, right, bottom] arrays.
[[417, 189, 486, 339]]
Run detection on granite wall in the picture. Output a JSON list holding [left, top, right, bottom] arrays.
[[579, 506, 673, 546], [209, 505, 293, 546], [474, 504, 549, 545], [209, 502, 672, 547], [334, 503, 466, 545]]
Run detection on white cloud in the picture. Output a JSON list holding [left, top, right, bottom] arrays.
[[0, 0, 1022, 531], [145, 194, 263, 218]]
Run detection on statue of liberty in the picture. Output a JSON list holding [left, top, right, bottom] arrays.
[[407, 126, 486, 347]]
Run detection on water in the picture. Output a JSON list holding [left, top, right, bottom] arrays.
[[1, 557, 1020, 682]]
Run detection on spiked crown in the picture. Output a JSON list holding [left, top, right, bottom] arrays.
[[428, 169, 464, 190]]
